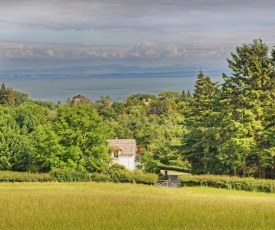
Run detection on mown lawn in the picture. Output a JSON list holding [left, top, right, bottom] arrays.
[[0, 182, 275, 230]]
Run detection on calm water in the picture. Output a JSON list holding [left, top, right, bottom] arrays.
[[1, 75, 223, 103]]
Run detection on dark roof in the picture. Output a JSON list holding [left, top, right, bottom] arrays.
[[108, 139, 136, 156]]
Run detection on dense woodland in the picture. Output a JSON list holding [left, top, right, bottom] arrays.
[[0, 39, 274, 178]]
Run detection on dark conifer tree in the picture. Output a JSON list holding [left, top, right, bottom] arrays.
[[183, 71, 222, 174], [219, 39, 275, 177]]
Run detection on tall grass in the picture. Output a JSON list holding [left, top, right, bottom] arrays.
[[0, 183, 275, 229]]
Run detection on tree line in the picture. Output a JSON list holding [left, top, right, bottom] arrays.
[[0, 39, 274, 178]]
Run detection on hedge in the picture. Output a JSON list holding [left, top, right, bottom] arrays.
[[50, 169, 89, 182], [90, 170, 158, 185], [179, 174, 275, 193], [0, 171, 54, 182], [0, 170, 158, 185], [89, 173, 111, 182]]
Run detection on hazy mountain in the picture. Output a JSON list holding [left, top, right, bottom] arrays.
[[0, 64, 226, 77]]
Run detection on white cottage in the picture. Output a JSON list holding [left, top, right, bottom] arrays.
[[108, 139, 138, 170]]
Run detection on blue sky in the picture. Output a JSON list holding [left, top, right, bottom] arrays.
[[0, 0, 274, 71]]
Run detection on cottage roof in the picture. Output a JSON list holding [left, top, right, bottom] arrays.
[[108, 139, 136, 156]]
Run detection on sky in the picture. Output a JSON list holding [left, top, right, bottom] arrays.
[[0, 0, 274, 72]]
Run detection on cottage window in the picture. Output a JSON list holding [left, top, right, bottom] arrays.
[[114, 151, 119, 158]]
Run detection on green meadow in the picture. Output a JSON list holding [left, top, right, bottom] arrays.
[[1, 183, 275, 230]]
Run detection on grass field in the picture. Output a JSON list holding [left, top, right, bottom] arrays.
[[0, 183, 275, 230]]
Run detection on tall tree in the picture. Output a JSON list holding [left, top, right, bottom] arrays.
[[35, 103, 110, 172], [0, 106, 35, 171], [183, 71, 222, 174], [220, 39, 275, 177]]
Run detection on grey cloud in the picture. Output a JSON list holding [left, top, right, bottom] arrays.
[[0, 0, 274, 71], [0, 41, 230, 62], [0, 0, 274, 32], [128, 42, 186, 58]]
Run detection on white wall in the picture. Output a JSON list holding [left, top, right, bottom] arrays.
[[118, 155, 135, 170]]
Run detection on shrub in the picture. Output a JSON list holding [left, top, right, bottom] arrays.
[[131, 170, 158, 184], [111, 170, 158, 184], [0, 171, 54, 182], [90, 170, 158, 185], [179, 174, 275, 193], [108, 163, 127, 173], [89, 173, 112, 182], [50, 168, 88, 182], [0, 169, 158, 185]]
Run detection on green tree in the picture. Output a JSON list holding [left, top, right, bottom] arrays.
[[95, 96, 116, 121], [0, 106, 35, 171], [158, 90, 181, 102], [0, 83, 28, 107], [219, 39, 275, 177], [51, 103, 110, 172], [183, 71, 222, 174]]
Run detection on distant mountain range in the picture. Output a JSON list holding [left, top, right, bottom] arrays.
[[0, 64, 226, 77]]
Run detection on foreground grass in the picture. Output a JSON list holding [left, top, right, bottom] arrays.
[[0, 183, 275, 230]]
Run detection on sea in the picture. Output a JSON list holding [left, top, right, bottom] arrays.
[[0, 74, 224, 103]]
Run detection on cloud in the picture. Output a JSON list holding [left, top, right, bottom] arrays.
[[0, 41, 230, 62], [128, 42, 185, 58], [0, 0, 274, 70], [0, 0, 274, 33], [0, 0, 274, 48]]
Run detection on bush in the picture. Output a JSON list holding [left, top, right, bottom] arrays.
[[111, 170, 158, 184], [50, 168, 88, 182], [90, 170, 158, 185], [89, 173, 112, 182], [0, 171, 54, 182], [0, 169, 158, 185], [179, 174, 275, 193], [108, 163, 127, 173], [131, 170, 158, 184]]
